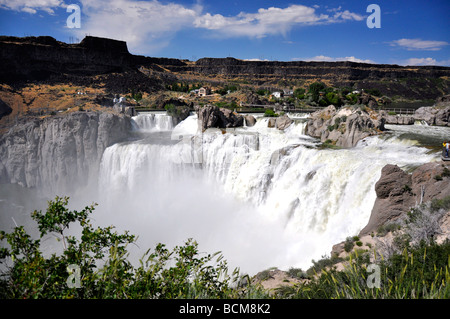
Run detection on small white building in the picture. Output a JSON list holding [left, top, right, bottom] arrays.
[[272, 91, 283, 99], [198, 87, 211, 97], [283, 89, 294, 97]]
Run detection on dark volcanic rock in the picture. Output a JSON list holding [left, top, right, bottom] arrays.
[[359, 162, 450, 236], [188, 58, 450, 100], [0, 35, 185, 92], [197, 105, 244, 131], [0, 99, 12, 120], [1, 36, 450, 100]]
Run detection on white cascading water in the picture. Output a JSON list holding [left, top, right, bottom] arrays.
[[96, 112, 440, 274], [132, 112, 174, 131]]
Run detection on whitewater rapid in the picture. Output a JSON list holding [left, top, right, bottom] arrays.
[[96, 112, 440, 274]]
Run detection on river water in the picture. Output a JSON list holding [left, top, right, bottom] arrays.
[[1, 112, 448, 274]]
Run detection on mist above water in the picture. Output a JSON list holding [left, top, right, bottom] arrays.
[[0, 112, 445, 275], [93, 113, 439, 274]]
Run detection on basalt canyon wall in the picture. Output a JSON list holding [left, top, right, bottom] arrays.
[[0, 111, 132, 193], [1, 36, 449, 99]]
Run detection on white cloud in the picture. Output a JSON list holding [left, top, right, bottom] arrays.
[[72, 1, 365, 53], [73, 0, 201, 54], [333, 10, 364, 21], [21, 7, 37, 14], [244, 58, 270, 62], [295, 55, 375, 64], [0, 0, 367, 54], [390, 38, 449, 51], [0, 0, 64, 14], [402, 57, 450, 66], [193, 4, 363, 38]]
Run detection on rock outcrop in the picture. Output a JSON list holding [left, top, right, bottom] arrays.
[[381, 112, 415, 125], [359, 162, 450, 236], [436, 94, 450, 107], [414, 106, 450, 126], [306, 105, 385, 148], [1, 36, 450, 100], [275, 114, 293, 130], [0, 111, 132, 193], [0, 98, 12, 120], [162, 99, 192, 125], [186, 58, 450, 100], [244, 114, 256, 127], [197, 105, 244, 131]]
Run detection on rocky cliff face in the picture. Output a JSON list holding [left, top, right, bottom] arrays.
[[197, 105, 244, 131], [306, 105, 385, 148], [177, 58, 450, 100], [0, 111, 132, 193], [359, 162, 450, 236], [0, 35, 181, 92], [1, 36, 449, 100]]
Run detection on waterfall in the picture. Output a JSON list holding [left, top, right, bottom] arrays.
[[132, 112, 174, 131], [97, 114, 440, 273]]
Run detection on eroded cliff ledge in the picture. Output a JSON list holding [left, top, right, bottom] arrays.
[[359, 162, 450, 236], [0, 111, 132, 193], [1, 36, 449, 100]]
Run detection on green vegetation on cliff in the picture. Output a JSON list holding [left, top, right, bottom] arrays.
[[0, 197, 448, 299]]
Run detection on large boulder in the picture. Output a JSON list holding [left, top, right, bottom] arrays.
[[357, 93, 378, 107], [244, 114, 256, 127], [414, 105, 450, 126], [275, 114, 293, 130], [197, 105, 244, 131], [306, 105, 385, 148], [359, 162, 450, 236]]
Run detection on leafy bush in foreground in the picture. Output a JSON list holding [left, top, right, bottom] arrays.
[[1, 196, 448, 299], [0, 196, 264, 299]]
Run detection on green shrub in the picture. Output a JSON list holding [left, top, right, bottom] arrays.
[[377, 222, 400, 236], [256, 89, 269, 96], [264, 109, 278, 117], [325, 92, 341, 106], [293, 87, 305, 99], [344, 237, 355, 252], [442, 167, 450, 177], [365, 88, 381, 97], [403, 184, 412, 193], [0, 197, 261, 299], [308, 82, 326, 102], [287, 267, 307, 279], [279, 241, 450, 299], [430, 195, 450, 213]]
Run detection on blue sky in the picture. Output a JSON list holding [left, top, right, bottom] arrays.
[[0, 0, 449, 66]]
